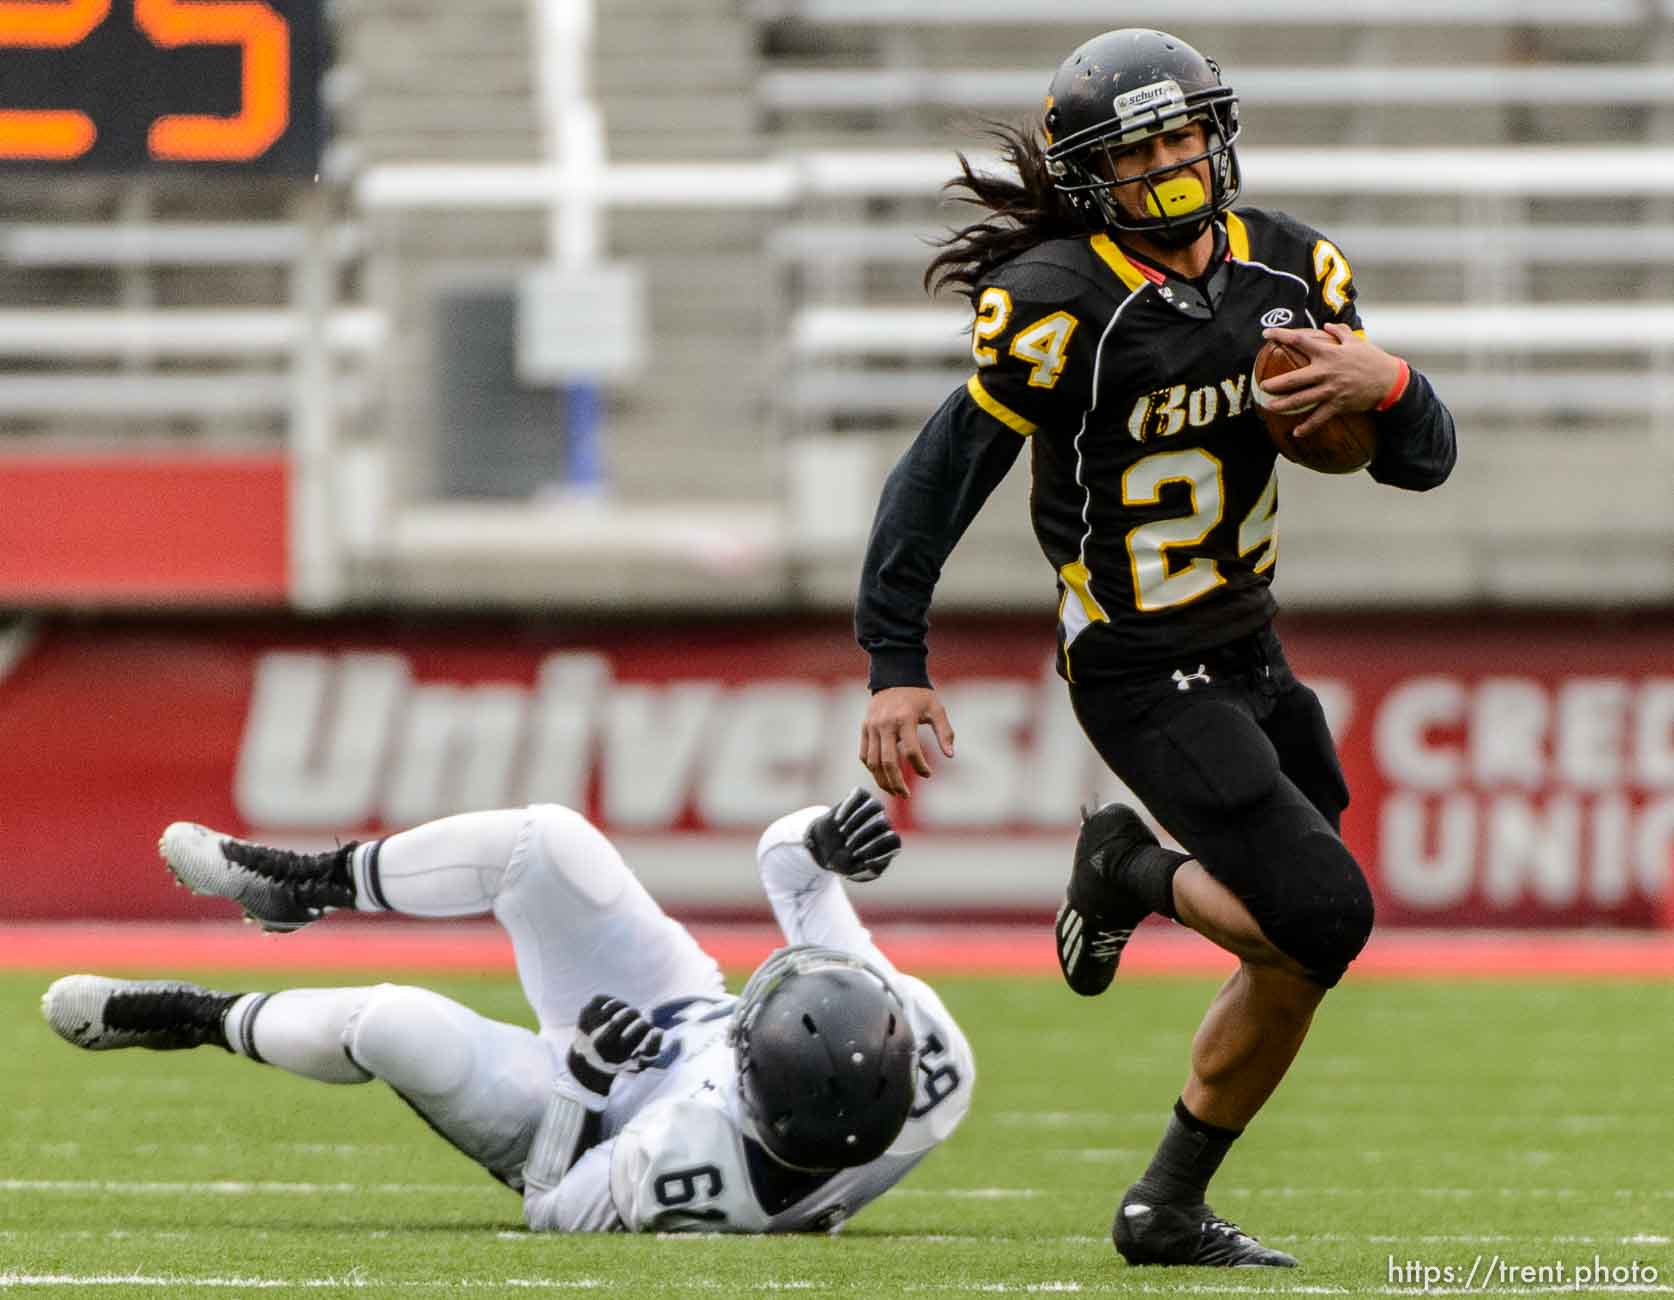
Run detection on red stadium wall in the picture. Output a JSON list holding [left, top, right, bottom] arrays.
[[0, 452, 288, 604], [2, 613, 1672, 927]]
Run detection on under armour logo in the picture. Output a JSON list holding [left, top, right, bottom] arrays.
[[1172, 665, 1212, 691]]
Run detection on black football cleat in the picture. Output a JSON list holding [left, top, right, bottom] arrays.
[[161, 823, 357, 932], [42, 975, 239, 1053], [1114, 1190, 1299, 1268], [1054, 802, 1158, 996]]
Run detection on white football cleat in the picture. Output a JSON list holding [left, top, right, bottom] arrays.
[[42, 974, 237, 1052], [160, 822, 357, 933]]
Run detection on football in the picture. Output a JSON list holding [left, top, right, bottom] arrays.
[[1250, 337, 1377, 475]]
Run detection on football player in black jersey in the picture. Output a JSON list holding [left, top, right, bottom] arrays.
[[854, 28, 1456, 1269]]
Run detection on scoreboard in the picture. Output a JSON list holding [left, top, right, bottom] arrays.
[[0, 0, 321, 173]]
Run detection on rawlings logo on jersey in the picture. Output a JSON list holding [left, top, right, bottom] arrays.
[[1126, 374, 1251, 442]]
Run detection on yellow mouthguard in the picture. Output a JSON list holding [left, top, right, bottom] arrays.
[[1144, 177, 1207, 218]]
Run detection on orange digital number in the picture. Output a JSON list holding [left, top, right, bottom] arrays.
[[0, 0, 111, 160], [135, 0, 289, 162]]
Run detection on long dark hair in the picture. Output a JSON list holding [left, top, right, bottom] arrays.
[[922, 120, 1091, 303]]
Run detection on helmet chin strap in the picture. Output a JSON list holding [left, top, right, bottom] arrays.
[[1143, 214, 1215, 249]]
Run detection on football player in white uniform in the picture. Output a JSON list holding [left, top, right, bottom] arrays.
[[41, 790, 974, 1233]]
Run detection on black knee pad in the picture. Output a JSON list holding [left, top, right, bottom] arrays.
[[1259, 830, 1375, 988]]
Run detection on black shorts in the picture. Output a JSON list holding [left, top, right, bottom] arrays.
[[1068, 624, 1371, 982]]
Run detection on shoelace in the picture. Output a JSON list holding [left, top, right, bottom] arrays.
[[222, 839, 345, 881], [104, 988, 219, 1034], [222, 839, 356, 908], [1087, 928, 1131, 960], [1203, 1214, 1258, 1246]]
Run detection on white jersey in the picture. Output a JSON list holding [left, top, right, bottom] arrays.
[[608, 972, 970, 1233], [522, 808, 976, 1234]]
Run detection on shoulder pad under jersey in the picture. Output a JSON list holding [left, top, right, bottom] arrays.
[[1230, 207, 1330, 268], [1229, 207, 1361, 324], [984, 236, 1112, 305]]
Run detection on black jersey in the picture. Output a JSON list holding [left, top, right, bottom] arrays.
[[855, 208, 1456, 690]]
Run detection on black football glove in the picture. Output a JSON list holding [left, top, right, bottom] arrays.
[[803, 787, 901, 883], [566, 994, 664, 1096]]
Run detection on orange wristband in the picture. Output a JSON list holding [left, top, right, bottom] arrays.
[[1374, 359, 1411, 412]]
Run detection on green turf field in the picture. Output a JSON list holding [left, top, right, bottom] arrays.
[[5, 969, 1672, 1297]]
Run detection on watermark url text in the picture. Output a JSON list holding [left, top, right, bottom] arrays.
[[1388, 1254, 1661, 1291]]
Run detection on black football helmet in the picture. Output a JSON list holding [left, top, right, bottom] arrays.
[[731, 945, 917, 1171], [1042, 28, 1241, 246]]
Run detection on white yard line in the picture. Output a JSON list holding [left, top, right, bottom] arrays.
[[18, 1222, 1660, 1244], [1215, 1187, 1674, 1199], [0, 1279, 323, 1291], [0, 1179, 497, 1196], [2, 1279, 1669, 1296], [0, 1282, 610, 1294], [40, 1228, 1655, 1249], [887, 1188, 1044, 1199], [1, 1178, 1052, 1201]]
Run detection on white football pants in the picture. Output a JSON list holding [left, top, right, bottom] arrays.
[[224, 804, 725, 1183]]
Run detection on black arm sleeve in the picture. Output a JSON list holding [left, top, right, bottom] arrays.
[[1368, 368, 1457, 492], [854, 387, 1027, 691]]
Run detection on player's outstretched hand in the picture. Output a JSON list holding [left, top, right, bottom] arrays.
[[860, 685, 955, 797], [804, 787, 902, 883], [567, 994, 664, 1095]]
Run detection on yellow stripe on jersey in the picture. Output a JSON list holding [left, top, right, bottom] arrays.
[[1089, 233, 1151, 294], [1057, 558, 1111, 619], [1057, 559, 1110, 685], [1225, 211, 1251, 262], [966, 373, 1038, 437], [1058, 560, 1109, 630]]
